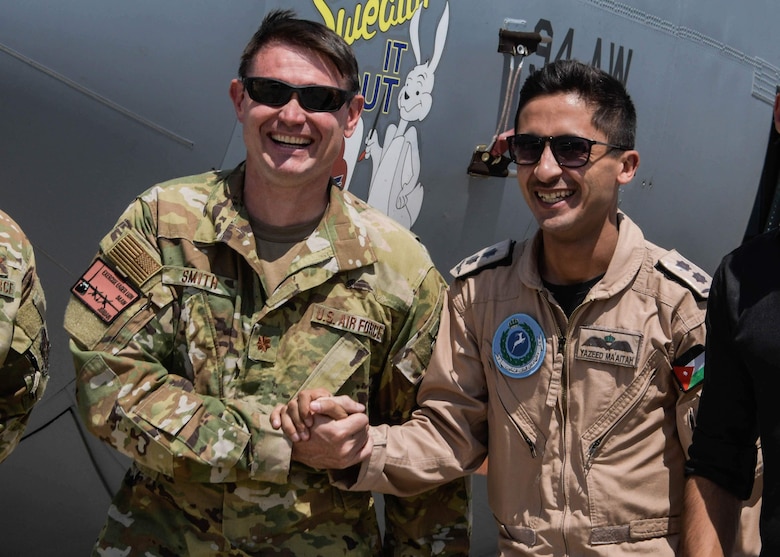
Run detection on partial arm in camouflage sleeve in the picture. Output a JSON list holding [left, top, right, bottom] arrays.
[[68, 324, 289, 483], [65, 199, 290, 483], [0, 218, 49, 463], [373, 271, 473, 556]]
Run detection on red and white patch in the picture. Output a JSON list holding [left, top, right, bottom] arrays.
[[72, 259, 139, 323]]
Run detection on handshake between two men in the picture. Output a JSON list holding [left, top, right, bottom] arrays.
[[271, 390, 372, 470]]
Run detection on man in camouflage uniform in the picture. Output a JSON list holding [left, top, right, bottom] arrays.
[[0, 209, 48, 463], [63, 9, 469, 556]]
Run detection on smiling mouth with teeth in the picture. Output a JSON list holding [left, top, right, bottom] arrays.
[[272, 134, 312, 147], [537, 190, 574, 203]]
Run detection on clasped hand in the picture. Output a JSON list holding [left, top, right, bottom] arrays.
[[271, 389, 373, 469]]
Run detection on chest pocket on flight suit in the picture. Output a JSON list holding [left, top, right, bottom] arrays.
[[581, 349, 684, 543]]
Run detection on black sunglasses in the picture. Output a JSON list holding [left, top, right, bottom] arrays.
[[242, 77, 353, 113], [507, 134, 631, 168]]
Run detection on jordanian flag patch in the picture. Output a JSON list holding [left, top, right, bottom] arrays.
[[672, 346, 705, 391]]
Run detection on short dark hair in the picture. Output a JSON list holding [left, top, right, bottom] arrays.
[[515, 59, 636, 149], [238, 9, 360, 94]]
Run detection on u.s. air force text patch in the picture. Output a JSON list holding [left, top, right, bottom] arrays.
[[71, 258, 140, 323], [0, 248, 14, 299], [576, 326, 642, 368], [492, 313, 546, 378], [311, 303, 385, 342], [0, 277, 16, 300]]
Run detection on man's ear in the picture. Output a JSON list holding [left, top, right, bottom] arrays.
[[229, 79, 246, 123], [344, 94, 365, 138], [773, 92, 780, 134], [617, 150, 640, 186]]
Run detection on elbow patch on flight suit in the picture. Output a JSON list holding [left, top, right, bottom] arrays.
[[449, 239, 515, 280]]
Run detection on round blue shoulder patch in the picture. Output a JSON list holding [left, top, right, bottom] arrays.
[[492, 313, 546, 379]]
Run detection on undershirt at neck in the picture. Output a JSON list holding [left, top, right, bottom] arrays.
[[542, 274, 604, 318], [249, 212, 322, 295]]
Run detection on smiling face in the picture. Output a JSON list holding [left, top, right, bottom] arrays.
[[515, 92, 639, 248], [230, 42, 363, 193]]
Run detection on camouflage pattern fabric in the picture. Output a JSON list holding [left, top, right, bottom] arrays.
[[0, 209, 49, 463], [64, 165, 470, 556]]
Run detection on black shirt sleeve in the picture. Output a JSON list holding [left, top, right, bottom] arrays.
[[686, 252, 759, 500]]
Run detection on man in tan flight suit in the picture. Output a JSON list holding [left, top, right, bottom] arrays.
[[275, 59, 761, 556]]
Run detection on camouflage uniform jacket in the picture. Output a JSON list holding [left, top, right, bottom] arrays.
[[64, 165, 469, 556], [0, 209, 48, 463]]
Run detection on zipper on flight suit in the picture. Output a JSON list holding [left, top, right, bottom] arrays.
[[496, 374, 539, 458], [559, 304, 584, 557], [583, 365, 657, 472], [538, 291, 573, 556], [516, 424, 537, 458], [504, 411, 538, 458], [541, 290, 594, 557]]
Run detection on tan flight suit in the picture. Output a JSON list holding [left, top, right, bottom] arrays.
[[337, 213, 761, 556]]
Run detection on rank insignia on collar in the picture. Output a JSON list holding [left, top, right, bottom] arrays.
[[492, 313, 546, 379]]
